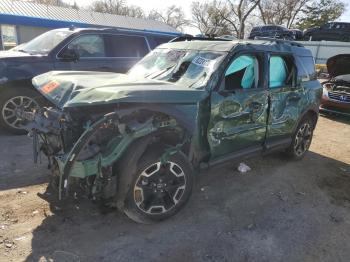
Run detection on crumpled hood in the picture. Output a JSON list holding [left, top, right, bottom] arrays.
[[32, 71, 208, 109], [327, 54, 350, 78]]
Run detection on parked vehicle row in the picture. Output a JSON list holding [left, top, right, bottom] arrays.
[[0, 27, 175, 134], [248, 25, 298, 40], [21, 38, 322, 223], [249, 22, 350, 42], [304, 22, 350, 42]]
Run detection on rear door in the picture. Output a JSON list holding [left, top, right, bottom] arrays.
[[105, 34, 150, 73], [265, 54, 305, 147], [208, 52, 269, 159], [55, 34, 115, 72]]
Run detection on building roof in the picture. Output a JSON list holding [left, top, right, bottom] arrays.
[[0, 0, 180, 35]]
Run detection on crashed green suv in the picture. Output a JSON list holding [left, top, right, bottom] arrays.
[[24, 39, 322, 223]]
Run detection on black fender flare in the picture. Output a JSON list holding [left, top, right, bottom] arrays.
[[292, 105, 319, 135]]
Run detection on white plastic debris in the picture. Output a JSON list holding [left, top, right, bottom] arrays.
[[237, 162, 251, 173], [14, 236, 26, 241]]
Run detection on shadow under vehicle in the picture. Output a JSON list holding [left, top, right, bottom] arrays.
[[22, 39, 322, 223], [0, 27, 177, 134], [320, 54, 350, 116]]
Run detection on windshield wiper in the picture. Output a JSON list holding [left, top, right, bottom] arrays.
[[145, 66, 175, 79], [188, 72, 207, 88]]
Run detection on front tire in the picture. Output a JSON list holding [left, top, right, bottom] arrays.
[[0, 88, 41, 135], [286, 116, 314, 160], [123, 148, 194, 224]]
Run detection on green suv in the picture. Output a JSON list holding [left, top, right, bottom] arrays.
[[24, 39, 322, 223]]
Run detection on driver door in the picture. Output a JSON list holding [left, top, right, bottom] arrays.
[[208, 53, 269, 159]]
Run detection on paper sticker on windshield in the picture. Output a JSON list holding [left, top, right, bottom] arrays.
[[192, 56, 214, 67], [166, 50, 186, 62], [41, 81, 59, 94]]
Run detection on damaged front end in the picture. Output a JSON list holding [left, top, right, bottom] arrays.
[[23, 106, 183, 202]]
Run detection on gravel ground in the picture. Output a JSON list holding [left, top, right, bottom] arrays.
[[0, 114, 349, 262]]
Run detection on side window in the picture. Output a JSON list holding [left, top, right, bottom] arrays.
[[67, 34, 106, 58], [322, 23, 331, 29], [269, 56, 295, 88], [224, 55, 259, 90], [296, 56, 316, 81], [107, 35, 149, 58]]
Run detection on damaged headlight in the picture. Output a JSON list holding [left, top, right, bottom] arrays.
[[322, 83, 334, 99]]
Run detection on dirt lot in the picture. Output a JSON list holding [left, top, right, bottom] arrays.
[[0, 114, 349, 262]]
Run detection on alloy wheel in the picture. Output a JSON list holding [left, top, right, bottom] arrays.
[[294, 122, 312, 157], [133, 161, 186, 215], [1, 95, 39, 129]]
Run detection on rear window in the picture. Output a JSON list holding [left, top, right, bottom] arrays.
[[107, 34, 149, 58]]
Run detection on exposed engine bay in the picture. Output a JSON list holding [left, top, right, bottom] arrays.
[[321, 54, 350, 115], [22, 106, 186, 204], [323, 77, 350, 94]]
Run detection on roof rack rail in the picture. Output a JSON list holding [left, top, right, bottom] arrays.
[[254, 37, 304, 47], [170, 34, 231, 42]]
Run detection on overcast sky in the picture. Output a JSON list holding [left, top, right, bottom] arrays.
[[66, 0, 350, 34]]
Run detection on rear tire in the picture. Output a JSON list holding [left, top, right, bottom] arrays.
[[123, 147, 194, 224], [286, 116, 315, 160], [0, 88, 42, 135]]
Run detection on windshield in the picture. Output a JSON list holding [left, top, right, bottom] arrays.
[[21, 30, 74, 54], [128, 48, 226, 88]]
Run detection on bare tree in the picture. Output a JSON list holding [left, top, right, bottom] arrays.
[[191, 1, 233, 35], [258, 0, 310, 28], [217, 0, 261, 39], [89, 0, 145, 18], [148, 6, 189, 31], [29, 0, 71, 7], [90, 0, 125, 13]]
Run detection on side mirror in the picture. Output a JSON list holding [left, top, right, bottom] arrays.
[[59, 48, 80, 62]]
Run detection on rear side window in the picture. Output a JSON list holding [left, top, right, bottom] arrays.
[[296, 56, 316, 81], [269, 55, 295, 88], [107, 35, 149, 58], [269, 56, 287, 88]]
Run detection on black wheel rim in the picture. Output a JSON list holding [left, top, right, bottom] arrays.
[[1, 96, 39, 129], [133, 161, 186, 214], [294, 122, 312, 157]]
